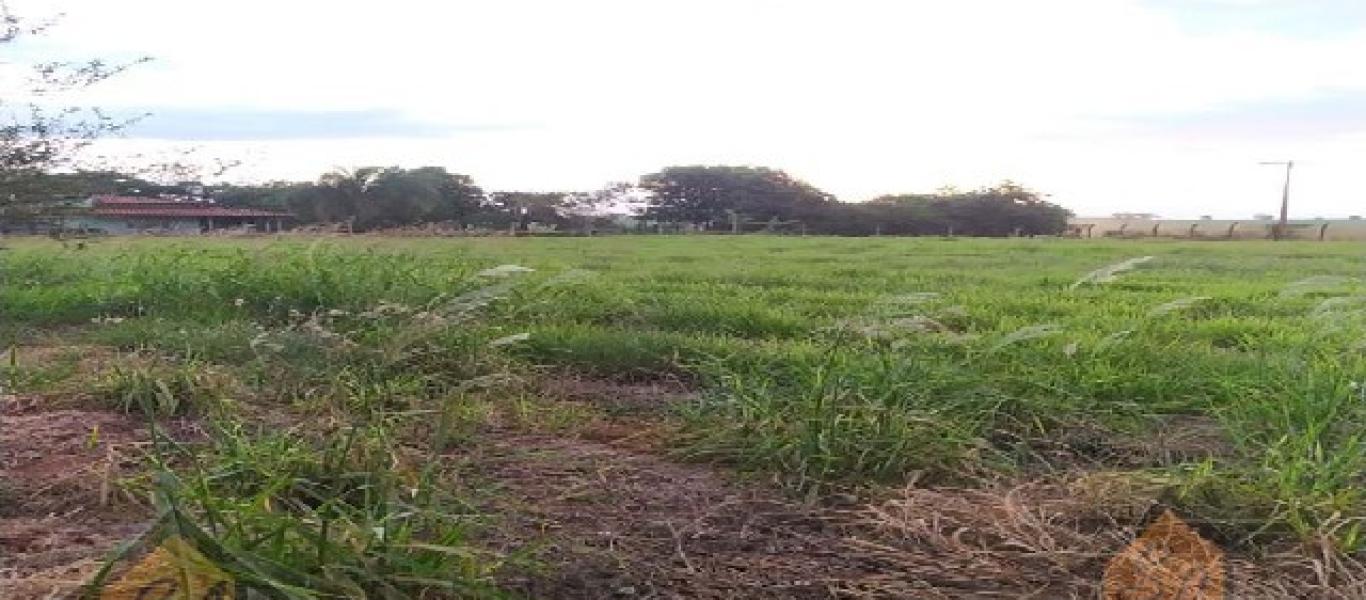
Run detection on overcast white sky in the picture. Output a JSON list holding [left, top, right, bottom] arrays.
[[6, 0, 1366, 218]]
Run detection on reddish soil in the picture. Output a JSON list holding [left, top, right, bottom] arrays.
[[0, 396, 157, 599]]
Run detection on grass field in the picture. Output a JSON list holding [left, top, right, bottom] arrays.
[[4, 235, 1366, 597]]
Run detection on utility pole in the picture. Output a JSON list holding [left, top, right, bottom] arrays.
[[1259, 160, 1294, 240]]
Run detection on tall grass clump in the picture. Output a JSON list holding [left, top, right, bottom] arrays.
[[89, 415, 511, 599], [1178, 355, 1366, 552], [682, 339, 1005, 494], [96, 361, 229, 417]]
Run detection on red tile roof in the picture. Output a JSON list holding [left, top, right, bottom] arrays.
[[91, 207, 292, 218], [92, 195, 209, 206]]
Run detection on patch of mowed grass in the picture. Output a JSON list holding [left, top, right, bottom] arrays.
[[513, 323, 732, 378]]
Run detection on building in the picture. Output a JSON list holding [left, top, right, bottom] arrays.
[[57, 195, 293, 235], [1067, 216, 1366, 241]]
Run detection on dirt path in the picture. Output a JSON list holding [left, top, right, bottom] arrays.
[[0, 396, 156, 599]]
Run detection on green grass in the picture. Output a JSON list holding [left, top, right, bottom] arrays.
[[5, 234, 1366, 577]]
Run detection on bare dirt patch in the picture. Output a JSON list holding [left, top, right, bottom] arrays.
[[1, 396, 165, 599], [475, 431, 886, 599], [471, 424, 1362, 599], [538, 375, 697, 416], [471, 429, 1134, 598], [1003, 414, 1237, 474]]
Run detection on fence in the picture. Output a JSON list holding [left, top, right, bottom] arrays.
[[1066, 219, 1366, 241]]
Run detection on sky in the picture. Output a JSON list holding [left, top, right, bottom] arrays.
[[5, 0, 1366, 218]]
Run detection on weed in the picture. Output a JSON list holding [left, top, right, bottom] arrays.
[[90, 416, 513, 598], [96, 362, 226, 417]]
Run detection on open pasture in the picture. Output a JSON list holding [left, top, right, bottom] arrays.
[[4, 235, 1365, 597]]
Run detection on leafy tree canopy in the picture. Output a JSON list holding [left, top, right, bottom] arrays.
[[286, 166, 483, 231], [865, 181, 1071, 236], [640, 165, 835, 227]]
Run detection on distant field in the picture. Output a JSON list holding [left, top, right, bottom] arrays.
[[4, 235, 1365, 596]]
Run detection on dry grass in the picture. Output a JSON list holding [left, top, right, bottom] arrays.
[[850, 475, 1366, 599]]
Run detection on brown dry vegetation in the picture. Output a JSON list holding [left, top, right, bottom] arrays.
[[469, 381, 1366, 599]]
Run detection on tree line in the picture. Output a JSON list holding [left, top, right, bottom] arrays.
[[635, 166, 1070, 236], [274, 165, 1071, 236], [11, 165, 1072, 237]]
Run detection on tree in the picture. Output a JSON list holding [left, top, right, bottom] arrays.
[[211, 181, 310, 209], [484, 192, 570, 231], [866, 182, 1070, 236], [477, 183, 635, 233], [287, 166, 484, 231], [1, 3, 148, 230], [402, 166, 484, 225], [639, 165, 835, 229]]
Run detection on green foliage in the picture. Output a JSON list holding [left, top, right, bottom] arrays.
[[96, 361, 225, 417], [10, 235, 1366, 556], [209, 180, 310, 210], [635, 167, 1067, 236], [91, 417, 511, 599], [858, 181, 1072, 236], [639, 165, 835, 228], [52, 241, 543, 597], [0, 241, 484, 325], [286, 166, 484, 230], [682, 341, 1000, 493]]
